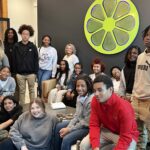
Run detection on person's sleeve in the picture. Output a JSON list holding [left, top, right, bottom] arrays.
[[52, 49, 58, 78], [33, 45, 39, 74], [73, 55, 79, 65], [66, 74, 74, 90], [11, 106, 23, 122], [90, 99, 101, 149], [2, 54, 10, 67], [114, 106, 134, 149], [132, 58, 139, 96], [68, 101, 91, 131], [118, 70, 126, 97], [67, 102, 80, 130], [12, 44, 17, 74], [3, 78, 16, 96], [9, 113, 27, 150]]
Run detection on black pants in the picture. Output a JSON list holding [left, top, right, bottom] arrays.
[[0, 138, 17, 150]]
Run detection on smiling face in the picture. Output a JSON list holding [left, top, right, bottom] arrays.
[[128, 48, 139, 62], [93, 82, 113, 103], [0, 67, 10, 80], [30, 102, 44, 118], [74, 64, 82, 75], [76, 79, 88, 96], [42, 36, 51, 47], [8, 29, 14, 39], [65, 45, 73, 56], [4, 99, 16, 112], [60, 61, 66, 71], [93, 64, 101, 74], [111, 68, 121, 79]]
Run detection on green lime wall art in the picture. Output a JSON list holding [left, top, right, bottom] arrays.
[[84, 0, 139, 54]]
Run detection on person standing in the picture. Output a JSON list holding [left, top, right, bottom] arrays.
[[38, 35, 57, 97], [118, 45, 141, 101], [0, 39, 9, 69], [63, 43, 79, 73], [132, 25, 150, 150], [12, 24, 39, 105], [4, 28, 18, 73]]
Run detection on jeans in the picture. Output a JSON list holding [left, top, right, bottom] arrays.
[[37, 68, 52, 97], [54, 121, 89, 150], [0, 138, 17, 150], [16, 74, 36, 105]]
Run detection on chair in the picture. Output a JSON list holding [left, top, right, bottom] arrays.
[[41, 79, 56, 102]]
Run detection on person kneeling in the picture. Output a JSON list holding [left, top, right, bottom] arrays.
[[80, 75, 139, 150]]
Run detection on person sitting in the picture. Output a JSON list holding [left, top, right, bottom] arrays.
[[110, 66, 121, 94], [48, 60, 71, 103], [80, 75, 139, 150], [63, 43, 79, 73], [0, 66, 16, 104], [63, 63, 85, 107], [0, 96, 22, 141], [89, 58, 105, 81], [54, 75, 93, 150], [0, 98, 58, 150]]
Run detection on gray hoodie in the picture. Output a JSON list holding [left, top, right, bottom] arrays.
[[9, 111, 58, 150]]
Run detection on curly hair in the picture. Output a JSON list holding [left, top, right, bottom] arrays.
[[4, 28, 18, 44], [91, 57, 105, 72], [142, 25, 150, 39], [18, 24, 34, 36], [75, 74, 93, 94]]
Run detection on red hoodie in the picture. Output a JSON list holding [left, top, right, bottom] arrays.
[[90, 93, 139, 149]]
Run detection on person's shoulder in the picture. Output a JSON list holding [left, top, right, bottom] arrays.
[[72, 54, 78, 58], [7, 76, 15, 81], [48, 46, 57, 51], [46, 112, 58, 123]]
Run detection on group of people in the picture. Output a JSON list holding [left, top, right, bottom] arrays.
[[0, 23, 150, 150]]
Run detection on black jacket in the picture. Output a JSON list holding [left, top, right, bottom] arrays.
[[12, 41, 39, 74], [0, 105, 23, 131]]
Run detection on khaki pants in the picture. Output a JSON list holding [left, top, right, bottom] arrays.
[[16, 74, 36, 105], [131, 97, 150, 150], [80, 128, 136, 150]]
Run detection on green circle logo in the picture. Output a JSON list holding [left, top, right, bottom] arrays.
[[84, 0, 139, 54]]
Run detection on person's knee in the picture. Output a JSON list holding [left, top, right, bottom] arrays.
[[80, 135, 91, 150]]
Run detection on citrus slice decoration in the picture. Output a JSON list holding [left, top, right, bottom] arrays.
[[84, 0, 139, 54]]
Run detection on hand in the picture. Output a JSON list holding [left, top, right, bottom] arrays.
[[70, 93, 75, 98], [66, 91, 71, 99], [56, 85, 62, 90], [93, 147, 99, 150], [59, 127, 70, 138], [21, 146, 29, 150], [0, 96, 4, 103]]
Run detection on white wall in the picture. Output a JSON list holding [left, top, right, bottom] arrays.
[[8, 0, 38, 45]]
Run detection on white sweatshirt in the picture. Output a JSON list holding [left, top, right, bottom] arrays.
[[63, 54, 79, 72], [132, 50, 150, 99], [39, 46, 58, 77]]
